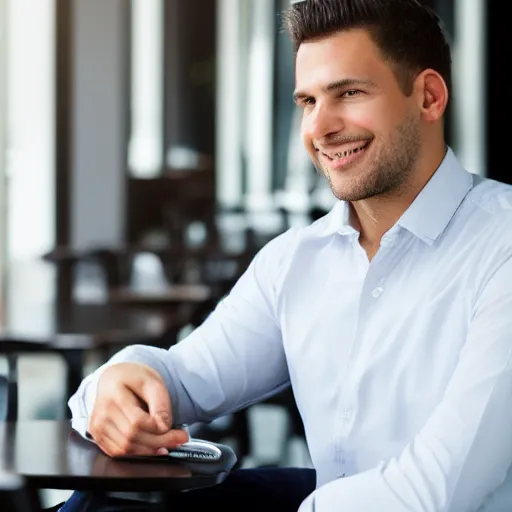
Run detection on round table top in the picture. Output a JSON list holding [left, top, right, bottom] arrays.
[[0, 421, 237, 492]]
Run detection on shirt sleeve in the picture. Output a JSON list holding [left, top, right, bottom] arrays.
[[68, 230, 295, 439], [299, 254, 512, 512]]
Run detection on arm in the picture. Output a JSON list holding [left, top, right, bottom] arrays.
[[69, 230, 295, 438], [299, 254, 512, 512]]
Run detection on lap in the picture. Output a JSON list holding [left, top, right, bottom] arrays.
[[51, 467, 317, 512]]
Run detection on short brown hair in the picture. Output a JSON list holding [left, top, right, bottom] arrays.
[[283, 0, 452, 96]]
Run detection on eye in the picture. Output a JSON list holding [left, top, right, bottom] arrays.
[[298, 97, 315, 108], [342, 90, 361, 98]]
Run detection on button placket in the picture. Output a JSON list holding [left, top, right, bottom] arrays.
[[340, 408, 353, 421], [371, 286, 384, 299]]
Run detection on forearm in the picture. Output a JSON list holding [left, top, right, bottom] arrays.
[[69, 303, 289, 437], [69, 230, 295, 439], [68, 343, 197, 438]]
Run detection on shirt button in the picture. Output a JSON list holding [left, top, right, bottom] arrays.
[[341, 408, 353, 421], [371, 287, 384, 299]]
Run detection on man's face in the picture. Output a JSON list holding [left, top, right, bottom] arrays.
[[294, 29, 422, 202]]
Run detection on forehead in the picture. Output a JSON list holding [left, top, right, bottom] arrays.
[[295, 29, 395, 91]]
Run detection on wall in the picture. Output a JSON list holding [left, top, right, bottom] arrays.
[[0, 0, 7, 304], [71, 0, 129, 250]]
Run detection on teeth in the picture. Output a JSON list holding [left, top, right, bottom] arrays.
[[332, 142, 368, 159]]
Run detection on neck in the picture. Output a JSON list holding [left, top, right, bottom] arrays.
[[350, 144, 447, 248]]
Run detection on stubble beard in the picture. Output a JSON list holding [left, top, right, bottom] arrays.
[[315, 115, 422, 203]]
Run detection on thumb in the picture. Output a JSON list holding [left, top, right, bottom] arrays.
[[141, 375, 172, 432]]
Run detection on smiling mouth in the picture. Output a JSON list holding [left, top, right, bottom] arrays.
[[318, 140, 371, 161]]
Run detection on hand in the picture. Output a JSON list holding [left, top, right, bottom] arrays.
[[88, 362, 189, 457]]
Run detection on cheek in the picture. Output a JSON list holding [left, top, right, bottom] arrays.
[[343, 104, 377, 131], [300, 119, 316, 155], [343, 100, 398, 135]]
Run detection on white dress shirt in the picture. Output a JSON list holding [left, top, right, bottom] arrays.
[[69, 147, 512, 511]]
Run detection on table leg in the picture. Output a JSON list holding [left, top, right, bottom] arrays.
[[6, 354, 19, 422], [27, 486, 43, 512]]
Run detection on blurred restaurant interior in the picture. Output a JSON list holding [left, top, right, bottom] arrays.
[[0, 0, 506, 508]]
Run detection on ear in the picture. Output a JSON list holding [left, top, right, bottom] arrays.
[[414, 69, 448, 122]]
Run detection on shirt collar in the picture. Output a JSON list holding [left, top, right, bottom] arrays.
[[397, 147, 474, 244], [324, 147, 474, 244]]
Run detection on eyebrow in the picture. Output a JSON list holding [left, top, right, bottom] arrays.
[[293, 78, 378, 103]]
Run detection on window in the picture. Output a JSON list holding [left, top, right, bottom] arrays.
[[0, 0, 7, 301], [4, 0, 56, 302], [6, 0, 55, 259], [128, 0, 164, 178]]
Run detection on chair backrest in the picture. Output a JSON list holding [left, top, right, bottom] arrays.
[[0, 375, 7, 421], [0, 354, 19, 422], [0, 472, 41, 512]]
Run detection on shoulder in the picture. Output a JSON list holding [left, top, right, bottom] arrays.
[[254, 206, 338, 274], [462, 176, 512, 291], [469, 175, 512, 216], [465, 176, 512, 247], [258, 206, 337, 255]]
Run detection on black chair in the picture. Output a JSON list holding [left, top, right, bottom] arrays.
[[0, 342, 68, 422], [0, 354, 19, 422], [0, 471, 42, 512]]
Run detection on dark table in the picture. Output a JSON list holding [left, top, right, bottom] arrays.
[[108, 283, 211, 309], [0, 301, 179, 347], [0, 421, 237, 494], [0, 302, 190, 419]]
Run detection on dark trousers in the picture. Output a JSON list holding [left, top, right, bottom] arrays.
[[49, 467, 316, 512]]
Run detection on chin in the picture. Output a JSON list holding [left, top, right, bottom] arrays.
[[330, 181, 371, 202], [326, 175, 354, 200]]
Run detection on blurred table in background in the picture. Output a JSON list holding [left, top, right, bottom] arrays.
[[43, 244, 246, 327], [0, 300, 190, 421]]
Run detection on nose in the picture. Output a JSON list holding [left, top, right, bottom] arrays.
[[302, 102, 345, 142]]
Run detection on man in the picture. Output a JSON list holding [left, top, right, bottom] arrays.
[[57, 0, 512, 510]]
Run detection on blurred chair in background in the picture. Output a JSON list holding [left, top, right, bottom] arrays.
[[41, 190, 305, 467], [0, 472, 42, 512]]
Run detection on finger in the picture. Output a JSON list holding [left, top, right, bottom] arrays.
[[112, 402, 189, 450], [95, 413, 169, 457], [89, 393, 156, 449], [91, 416, 128, 457], [128, 373, 173, 432], [130, 427, 190, 450], [104, 402, 188, 451], [104, 401, 160, 450], [115, 387, 166, 435], [100, 433, 157, 458], [97, 435, 122, 458], [89, 393, 171, 455]]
